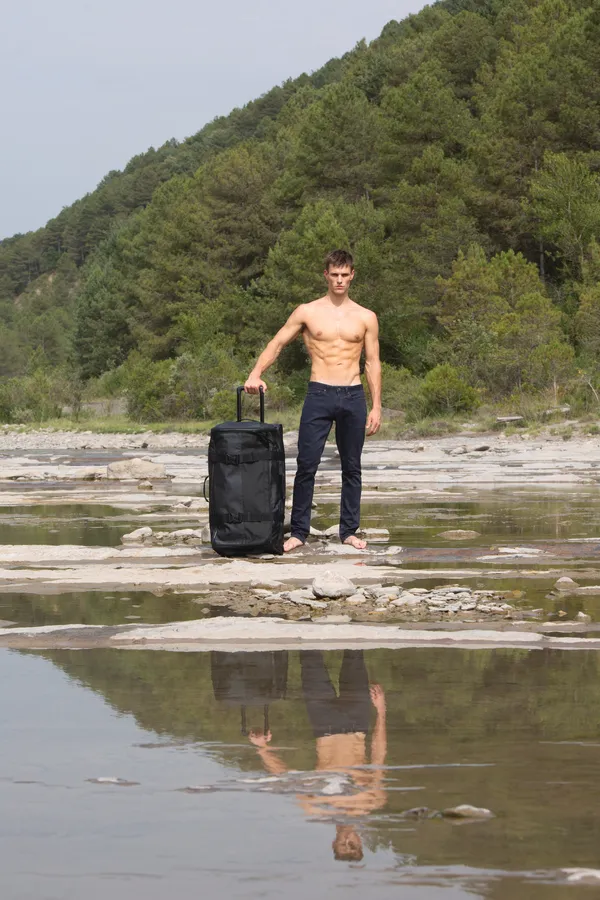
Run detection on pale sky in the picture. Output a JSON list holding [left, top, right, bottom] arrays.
[[0, 0, 429, 239]]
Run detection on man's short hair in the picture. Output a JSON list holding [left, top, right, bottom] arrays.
[[325, 249, 354, 271]]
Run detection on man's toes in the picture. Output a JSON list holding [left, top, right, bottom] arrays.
[[283, 537, 304, 553]]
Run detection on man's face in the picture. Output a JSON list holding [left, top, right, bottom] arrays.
[[324, 265, 354, 295]]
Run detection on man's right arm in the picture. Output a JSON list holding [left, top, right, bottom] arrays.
[[245, 307, 305, 393]]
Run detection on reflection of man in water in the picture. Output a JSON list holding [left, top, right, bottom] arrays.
[[249, 650, 387, 862]]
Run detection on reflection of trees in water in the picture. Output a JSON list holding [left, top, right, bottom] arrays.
[[0, 504, 131, 547], [3, 591, 201, 628], [330, 497, 596, 542], [32, 647, 600, 870]]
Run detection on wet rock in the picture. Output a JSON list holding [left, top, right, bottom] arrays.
[[442, 805, 494, 820], [313, 614, 352, 624], [361, 528, 390, 542], [473, 444, 490, 452], [576, 611, 592, 623], [555, 576, 580, 591], [121, 526, 153, 544], [346, 593, 367, 605], [459, 600, 477, 611], [438, 530, 481, 540], [312, 571, 356, 599], [563, 869, 600, 884], [169, 529, 203, 543], [107, 458, 167, 480], [250, 579, 284, 590], [323, 525, 340, 539], [364, 585, 399, 602], [285, 590, 328, 610], [137, 480, 153, 491], [391, 593, 423, 608], [401, 807, 435, 819], [87, 777, 140, 786]]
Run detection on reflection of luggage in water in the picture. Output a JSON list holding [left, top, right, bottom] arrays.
[[211, 651, 288, 735]]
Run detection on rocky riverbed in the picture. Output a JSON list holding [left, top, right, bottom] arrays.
[[1, 428, 600, 647]]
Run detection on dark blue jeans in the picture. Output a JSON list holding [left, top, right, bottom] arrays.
[[291, 382, 367, 543]]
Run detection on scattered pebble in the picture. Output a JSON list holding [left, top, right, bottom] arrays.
[[442, 805, 494, 819], [555, 576, 580, 591], [86, 777, 140, 786]]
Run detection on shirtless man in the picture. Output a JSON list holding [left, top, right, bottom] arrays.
[[249, 650, 387, 863], [244, 249, 381, 552]]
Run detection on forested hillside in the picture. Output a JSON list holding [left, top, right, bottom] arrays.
[[2, 0, 600, 424]]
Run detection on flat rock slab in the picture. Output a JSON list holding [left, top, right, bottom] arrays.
[[0, 545, 203, 564], [2, 616, 600, 651]]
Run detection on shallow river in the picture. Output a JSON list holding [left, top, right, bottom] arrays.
[[3, 645, 600, 898]]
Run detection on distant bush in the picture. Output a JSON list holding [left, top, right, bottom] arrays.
[[380, 363, 424, 418], [420, 364, 479, 415], [124, 347, 242, 422]]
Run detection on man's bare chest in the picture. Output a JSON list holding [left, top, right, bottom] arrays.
[[303, 312, 365, 345]]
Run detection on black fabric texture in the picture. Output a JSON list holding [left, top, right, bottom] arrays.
[[208, 418, 286, 556], [300, 650, 371, 739]]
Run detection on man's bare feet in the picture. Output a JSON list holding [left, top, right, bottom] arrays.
[[343, 534, 367, 550], [283, 536, 305, 553]]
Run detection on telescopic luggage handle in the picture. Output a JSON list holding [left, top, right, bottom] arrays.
[[237, 385, 264, 423]]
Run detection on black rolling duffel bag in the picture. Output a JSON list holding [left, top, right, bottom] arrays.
[[206, 387, 286, 557]]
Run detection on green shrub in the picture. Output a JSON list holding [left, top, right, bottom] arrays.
[[209, 390, 238, 422], [124, 356, 172, 421], [420, 365, 479, 415]]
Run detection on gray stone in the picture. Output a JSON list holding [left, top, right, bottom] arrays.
[[439, 530, 481, 540], [365, 585, 399, 602], [442, 805, 494, 820], [170, 529, 203, 543], [107, 458, 167, 480], [346, 594, 367, 605], [391, 594, 422, 608], [286, 591, 328, 610], [249, 579, 284, 590], [312, 571, 356, 599], [361, 528, 390, 542], [121, 526, 153, 544], [555, 576, 580, 591], [323, 525, 340, 539], [576, 611, 592, 623], [201, 524, 211, 543], [383, 546, 403, 555], [137, 480, 153, 491]]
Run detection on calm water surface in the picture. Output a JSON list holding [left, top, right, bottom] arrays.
[[2, 646, 600, 898]]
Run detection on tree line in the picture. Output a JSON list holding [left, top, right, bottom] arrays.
[[2, 0, 600, 423]]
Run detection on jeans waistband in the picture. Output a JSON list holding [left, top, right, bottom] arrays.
[[307, 381, 364, 394]]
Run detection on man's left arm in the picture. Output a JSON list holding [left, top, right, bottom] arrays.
[[364, 312, 381, 436]]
